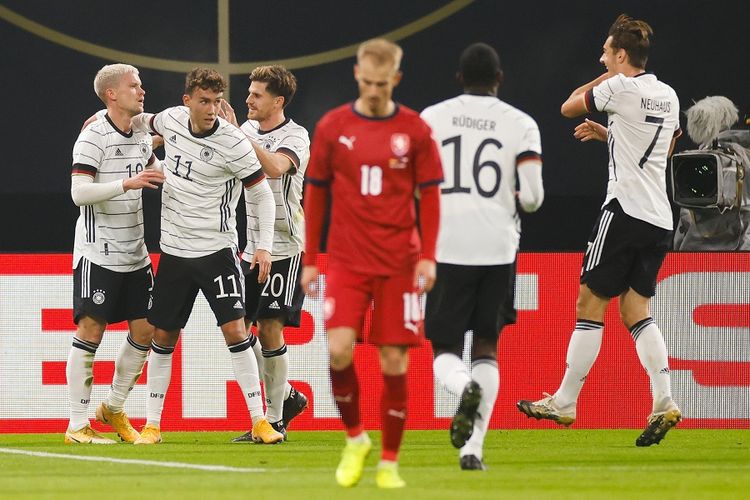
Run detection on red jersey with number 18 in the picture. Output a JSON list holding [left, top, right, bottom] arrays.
[[305, 103, 443, 275]]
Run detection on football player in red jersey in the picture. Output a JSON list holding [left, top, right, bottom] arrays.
[[301, 38, 442, 489]]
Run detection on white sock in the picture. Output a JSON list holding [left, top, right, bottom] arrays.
[[228, 336, 264, 424], [461, 358, 499, 459], [145, 342, 174, 427], [106, 335, 149, 412], [262, 345, 289, 423], [67, 338, 98, 431], [554, 320, 603, 408], [249, 334, 264, 377], [632, 319, 673, 412], [433, 352, 471, 397]]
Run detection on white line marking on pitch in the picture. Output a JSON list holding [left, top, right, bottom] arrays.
[[0, 448, 264, 473]]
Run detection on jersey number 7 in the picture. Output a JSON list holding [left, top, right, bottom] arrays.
[[638, 115, 665, 169]]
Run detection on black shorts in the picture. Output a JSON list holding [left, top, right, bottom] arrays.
[[148, 248, 246, 330], [581, 199, 672, 298], [424, 261, 517, 347], [242, 253, 304, 327], [73, 258, 153, 324]]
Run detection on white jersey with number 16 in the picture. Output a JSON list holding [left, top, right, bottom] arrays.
[[421, 94, 542, 265]]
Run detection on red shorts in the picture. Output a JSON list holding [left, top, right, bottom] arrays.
[[324, 265, 424, 347]]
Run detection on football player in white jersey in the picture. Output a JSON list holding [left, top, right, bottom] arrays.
[[127, 68, 283, 445], [421, 43, 544, 470], [218, 65, 310, 442], [66, 64, 165, 444], [517, 14, 682, 446]]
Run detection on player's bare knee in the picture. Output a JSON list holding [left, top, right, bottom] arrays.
[[128, 318, 154, 346], [76, 315, 106, 343], [471, 337, 497, 361], [576, 285, 609, 322], [379, 346, 408, 375], [257, 318, 285, 350]]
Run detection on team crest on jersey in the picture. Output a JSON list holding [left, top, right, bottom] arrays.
[[139, 142, 150, 158], [200, 146, 214, 161], [390, 133, 410, 156], [92, 289, 106, 305]]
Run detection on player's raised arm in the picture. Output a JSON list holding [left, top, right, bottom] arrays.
[[561, 72, 611, 118]]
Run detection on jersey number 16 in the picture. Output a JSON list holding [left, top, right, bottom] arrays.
[[440, 136, 503, 198]]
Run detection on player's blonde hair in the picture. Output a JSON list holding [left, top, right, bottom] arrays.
[[93, 63, 139, 104], [356, 38, 403, 70]]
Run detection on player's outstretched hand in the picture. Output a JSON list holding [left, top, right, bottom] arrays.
[[414, 258, 436, 294], [574, 119, 607, 142], [123, 169, 165, 191], [301, 266, 320, 297], [250, 249, 272, 283], [218, 99, 238, 127]]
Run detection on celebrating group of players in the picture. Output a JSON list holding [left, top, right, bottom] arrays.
[[65, 13, 682, 489]]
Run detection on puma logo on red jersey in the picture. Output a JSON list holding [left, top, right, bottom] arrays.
[[338, 135, 356, 150]]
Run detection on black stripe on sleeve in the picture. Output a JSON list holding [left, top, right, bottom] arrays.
[[516, 151, 542, 163], [304, 177, 330, 187], [242, 169, 265, 188], [276, 147, 300, 168], [149, 114, 160, 135], [418, 178, 443, 189], [72, 163, 97, 176], [585, 89, 596, 113]]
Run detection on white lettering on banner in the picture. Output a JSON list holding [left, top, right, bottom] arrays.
[[0, 276, 146, 419], [433, 274, 539, 417], [652, 272, 750, 419]]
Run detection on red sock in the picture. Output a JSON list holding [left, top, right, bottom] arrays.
[[330, 364, 362, 437], [381, 373, 408, 461]]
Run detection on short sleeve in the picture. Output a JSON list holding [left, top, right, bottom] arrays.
[[518, 117, 542, 157], [591, 73, 627, 114], [306, 115, 334, 185], [224, 128, 262, 181], [276, 133, 310, 175], [413, 118, 443, 188], [72, 127, 104, 175]]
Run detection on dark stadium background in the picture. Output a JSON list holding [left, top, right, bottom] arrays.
[[1, 0, 748, 252]]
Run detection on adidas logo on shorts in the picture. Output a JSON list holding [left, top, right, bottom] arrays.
[[269, 301, 281, 310], [233, 300, 243, 309]]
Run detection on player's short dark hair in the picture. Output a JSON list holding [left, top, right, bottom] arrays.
[[249, 65, 298, 109], [184, 67, 227, 96], [459, 43, 501, 87], [608, 14, 653, 69]]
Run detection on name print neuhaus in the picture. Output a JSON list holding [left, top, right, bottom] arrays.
[[641, 97, 671, 113]]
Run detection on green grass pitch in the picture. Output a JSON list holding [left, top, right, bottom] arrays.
[[1, 429, 748, 499]]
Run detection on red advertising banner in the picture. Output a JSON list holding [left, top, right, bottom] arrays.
[[0, 252, 748, 433]]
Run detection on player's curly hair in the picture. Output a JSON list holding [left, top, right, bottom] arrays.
[[608, 14, 653, 69], [184, 67, 227, 96], [249, 65, 298, 108]]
